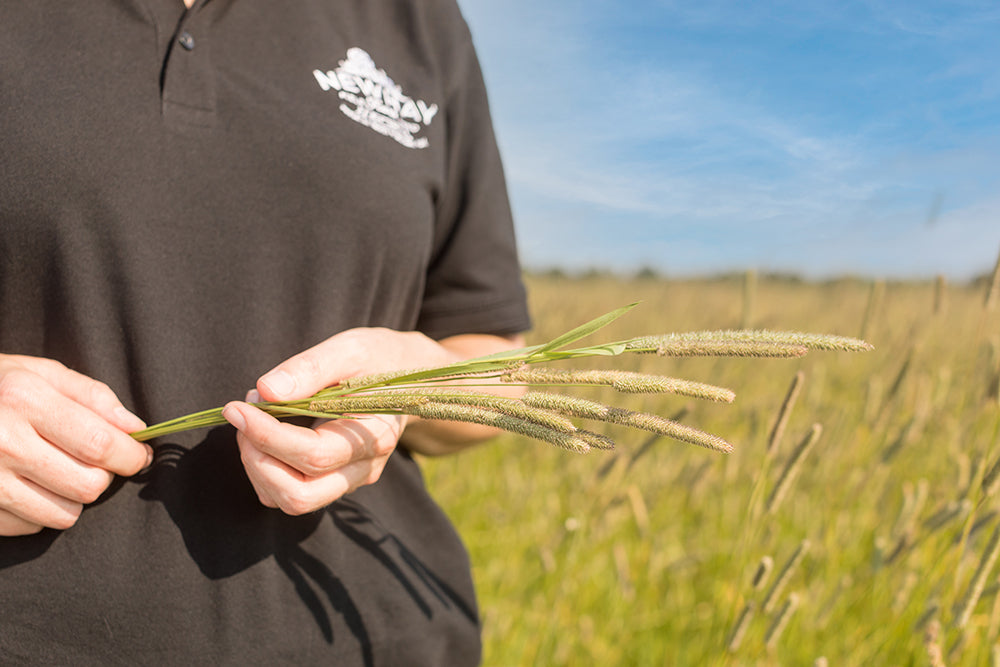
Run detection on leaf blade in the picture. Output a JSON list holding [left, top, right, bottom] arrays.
[[530, 302, 639, 357]]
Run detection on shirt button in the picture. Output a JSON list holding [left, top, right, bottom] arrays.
[[178, 31, 195, 51]]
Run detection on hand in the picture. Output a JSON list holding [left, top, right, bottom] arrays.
[[221, 328, 453, 515], [221, 328, 524, 515], [0, 355, 152, 536]]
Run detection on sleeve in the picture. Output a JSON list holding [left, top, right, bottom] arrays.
[[414, 8, 532, 341]]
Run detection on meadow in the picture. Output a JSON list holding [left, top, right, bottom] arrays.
[[421, 268, 1000, 665]]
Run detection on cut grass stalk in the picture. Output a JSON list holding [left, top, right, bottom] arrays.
[[131, 305, 871, 458]]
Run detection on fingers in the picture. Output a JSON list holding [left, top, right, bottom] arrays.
[[13, 448, 115, 507], [0, 509, 44, 536], [238, 443, 355, 515], [223, 401, 401, 514], [238, 327, 460, 514], [224, 401, 397, 474], [0, 355, 152, 535], [0, 367, 152, 477], [0, 474, 84, 534], [4, 355, 146, 432]]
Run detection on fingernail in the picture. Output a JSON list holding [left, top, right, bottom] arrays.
[[260, 370, 295, 398], [246, 389, 262, 403], [222, 404, 247, 431], [144, 446, 155, 469]]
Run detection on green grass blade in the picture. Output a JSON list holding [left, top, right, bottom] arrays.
[[529, 302, 638, 358]]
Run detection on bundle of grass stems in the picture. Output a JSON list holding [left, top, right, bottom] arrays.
[[132, 304, 873, 452]]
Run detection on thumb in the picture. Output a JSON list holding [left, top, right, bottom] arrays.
[[257, 331, 370, 401], [257, 352, 324, 402], [256, 328, 426, 402]]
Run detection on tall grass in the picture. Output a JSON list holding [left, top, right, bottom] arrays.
[[421, 272, 1000, 665]]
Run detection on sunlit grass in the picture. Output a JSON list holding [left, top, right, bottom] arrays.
[[421, 272, 1000, 665]]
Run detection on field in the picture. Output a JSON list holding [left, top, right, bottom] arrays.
[[421, 270, 1000, 665]]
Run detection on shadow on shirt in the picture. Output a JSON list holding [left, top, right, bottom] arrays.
[[0, 426, 477, 659]]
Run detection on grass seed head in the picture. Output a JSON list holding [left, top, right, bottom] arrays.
[[575, 429, 617, 451], [503, 368, 735, 402], [411, 390, 579, 433], [522, 392, 613, 419], [982, 455, 1000, 501], [403, 401, 592, 453], [309, 393, 430, 413], [923, 618, 946, 667], [523, 392, 731, 452], [985, 244, 1000, 311], [626, 330, 874, 354], [766, 424, 823, 514], [753, 556, 775, 591], [953, 523, 1000, 630], [767, 371, 805, 457], [765, 592, 800, 651], [762, 540, 810, 614], [725, 602, 755, 653], [634, 338, 809, 358], [618, 411, 734, 453]]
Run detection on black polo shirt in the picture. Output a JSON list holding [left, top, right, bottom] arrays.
[[0, 1, 529, 664]]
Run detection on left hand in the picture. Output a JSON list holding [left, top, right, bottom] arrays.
[[221, 328, 517, 515]]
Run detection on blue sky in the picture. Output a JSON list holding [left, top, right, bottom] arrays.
[[456, 0, 1000, 279]]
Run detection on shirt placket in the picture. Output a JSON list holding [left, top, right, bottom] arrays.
[[160, 1, 216, 129]]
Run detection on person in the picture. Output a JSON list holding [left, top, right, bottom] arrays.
[[0, 1, 530, 664]]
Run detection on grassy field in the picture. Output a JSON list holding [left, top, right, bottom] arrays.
[[421, 270, 1000, 665]]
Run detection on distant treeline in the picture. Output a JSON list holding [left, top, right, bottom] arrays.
[[525, 266, 996, 288]]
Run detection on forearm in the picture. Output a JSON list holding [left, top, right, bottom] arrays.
[[399, 332, 526, 456]]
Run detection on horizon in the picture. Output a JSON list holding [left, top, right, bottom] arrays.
[[519, 264, 999, 286]]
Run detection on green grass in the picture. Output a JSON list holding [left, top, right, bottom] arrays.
[[421, 273, 1000, 665]]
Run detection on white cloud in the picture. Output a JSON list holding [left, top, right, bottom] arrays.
[[458, 0, 1000, 279]]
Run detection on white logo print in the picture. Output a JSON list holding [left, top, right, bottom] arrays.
[[312, 47, 438, 149]]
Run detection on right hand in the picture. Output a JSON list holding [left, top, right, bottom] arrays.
[[0, 355, 152, 536]]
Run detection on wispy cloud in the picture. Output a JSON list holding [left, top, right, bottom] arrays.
[[458, 0, 1000, 278], [864, 0, 1000, 39]]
